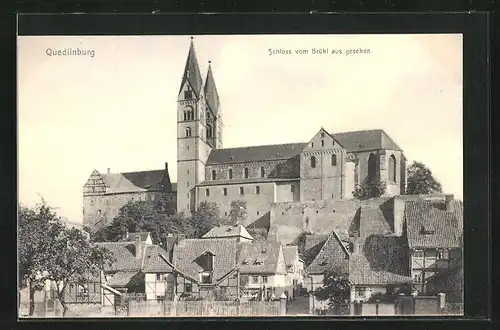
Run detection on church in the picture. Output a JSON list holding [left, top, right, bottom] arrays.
[[82, 38, 407, 228]]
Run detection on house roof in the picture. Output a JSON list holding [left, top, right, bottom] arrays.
[[172, 239, 237, 284], [237, 241, 286, 275], [202, 224, 254, 241], [120, 232, 151, 243], [106, 271, 141, 287], [306, 231, 349, 275], [206, 143, 305, 165], [294, 234, 330, 267], [100, 169, 172, 194], [405, 201, 462, 249], [330, 129, 402, 153], [179, 38, 203, 97], [348, 236, 412, 285], [95, 241, 173, 273]]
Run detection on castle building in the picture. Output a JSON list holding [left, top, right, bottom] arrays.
[[83, 37, 407, 228]]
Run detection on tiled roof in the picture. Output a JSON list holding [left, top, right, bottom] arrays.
[[100, 169, 173, 194], [172, 239, 237, 284], [359, 206, 393, 238], [179, 39, 203, 96], [349, 235, 411, 285], [106, 271, 141, 287], [330, 129, 402, 153], [202, 224, 254, 241], [283, 246, 299, 268], [306, 232, 349, 275], [405, 201, 462, 249], [294, 234, 329, 267], [206, 143, 306, 165], [120, 232, 151, 243], [237, 241, 286, 275], [95, 241, 172, 273]]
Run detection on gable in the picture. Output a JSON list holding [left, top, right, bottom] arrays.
[[83, 170, 108, 194], [302, 128, 345, 154], [306, 231, 349, 275]]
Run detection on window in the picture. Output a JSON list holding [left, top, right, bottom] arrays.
[[276, 164, 281, 176], [310, 156, 316, 168], [260, 167, 265, 177], [212, 170, 216, 180], [156, 274, 161, 281], [185, 282, 192, 293], [291, 185, 295, 193], [244, 168, 249, 178], [257, 211, 260, 215], [331, 154, 337, 166], [311, 143, 314, 147], [201, 271, 212, 284], [389, 154, 397, 182], [207, 125, 213, 138], [262, 276, 268, 284], [184, 90, 192, 99], [357, 287, 366, 297], [185, 127, 192, 137], [239, 187, 244, 196], [223, 188, 228, 196], [320, 132, 325, 138], [256, 186, 260, 194], [206, 189, 210, 197], [437, 250, 449, 260], [414, 274, 422, 283], [321, 140, 324, 147], [368, 153, 377, 182], [187, 169, 190, 175], [252, 276, 259, 284], [413, 250, 424, 258], [242, 275, 249, 284], [207, 111, 211, 119], [229, 169, 233, 179]]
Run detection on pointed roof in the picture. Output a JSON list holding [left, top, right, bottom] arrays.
[[306, 231, 349, 275], [204, 62, 220, 115], [179, 37, 203, 97], [201, 224, 254, 241]]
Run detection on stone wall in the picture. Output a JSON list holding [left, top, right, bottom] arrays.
[[205, 158, 300, 182]]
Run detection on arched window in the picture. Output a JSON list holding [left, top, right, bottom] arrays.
[[331, 154, 337, 166], [185, 127, 192, 137], [183, 111, 187, 121], [260, 167, 265, 178], [389, 154, 397, 182], [228, 169, 233, 179], [188, 109, 194, 120], [368, 153, 377, 182], [207, 125, 213, 138], [310, 156, 316, 168], [211, 170, 216, 180], [244, 168, 249, 178]]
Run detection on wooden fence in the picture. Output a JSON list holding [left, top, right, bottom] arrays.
[[128, 300, 283, 317]]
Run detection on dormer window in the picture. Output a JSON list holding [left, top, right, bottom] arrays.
[[420, 226, 435, 235], [201, 271, 212, 284]]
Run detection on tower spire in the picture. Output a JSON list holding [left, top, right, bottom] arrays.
[[179, 37, 203, 97], [204, 60, 220, 116]]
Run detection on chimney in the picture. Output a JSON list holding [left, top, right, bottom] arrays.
[[107, 168, 111, 174], [177, 234, 185, 243], [135, 235, 142, 259], [122, 228, 129, 240], [165, 162, 168, 169], [445, 194, 454, 212]]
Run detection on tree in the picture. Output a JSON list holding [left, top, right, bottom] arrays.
[[229, 200, 247, 225], [352, 181, 386, 200], [44, 227, 114, 316], [406, 161, 442, 195], [18, 202, 65, 316], [89, 200, 189, 244], [188, 201, 225, 238], [313, 270, 351, 314]]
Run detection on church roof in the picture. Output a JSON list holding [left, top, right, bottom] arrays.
[[330, 129, 402, 152], [204, 63, 220, 115], [206, 143, 306, 165], [179, 38, 203, 97]]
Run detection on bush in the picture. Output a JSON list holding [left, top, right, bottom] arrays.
[[352, 182, 386, 200]]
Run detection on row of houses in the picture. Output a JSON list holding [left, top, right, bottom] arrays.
[[22, 196, 463, 316]]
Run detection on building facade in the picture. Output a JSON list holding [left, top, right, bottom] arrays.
[[83, 37, 407, 228]]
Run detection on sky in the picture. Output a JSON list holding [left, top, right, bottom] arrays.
[[17, 34, 463, 225]]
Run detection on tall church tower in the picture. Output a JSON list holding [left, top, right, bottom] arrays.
[[177, 37, 222, 216], [204, 61, 223, 149]]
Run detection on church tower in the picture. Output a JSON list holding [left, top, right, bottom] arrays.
[[177, 37, 213, 216], [204, 61, 223, 149]]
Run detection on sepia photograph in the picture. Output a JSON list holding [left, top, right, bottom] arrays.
[[17, 34, 463, 318]]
